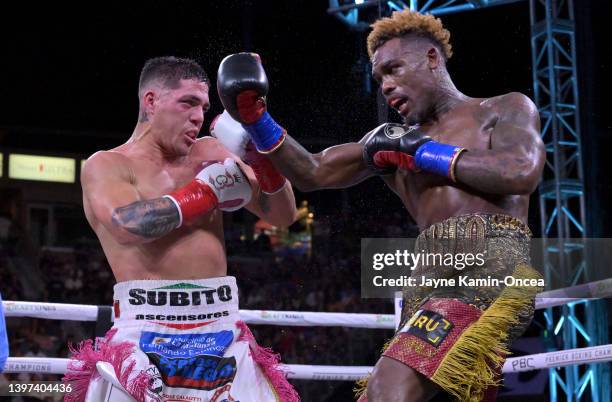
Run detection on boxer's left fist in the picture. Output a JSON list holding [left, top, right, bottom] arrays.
[[363, 123, 432, 175], [217, 53, 286, 153], [209, 110, 251, 159], [210, 111, 287, 194], [217, 52, 268, 124], [195, 158, 252, 212]]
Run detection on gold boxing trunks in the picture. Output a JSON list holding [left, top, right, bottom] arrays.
[[357, 213, 544, 402]]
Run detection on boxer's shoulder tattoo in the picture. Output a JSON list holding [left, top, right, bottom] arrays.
[[111, 197, 179, 238]]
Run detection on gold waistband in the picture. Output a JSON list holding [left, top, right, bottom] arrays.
[[417, 214, 531, 241]]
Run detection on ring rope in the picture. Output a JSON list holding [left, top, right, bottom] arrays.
[[2, 344, 611, 380], [3, 277, 611, 329]]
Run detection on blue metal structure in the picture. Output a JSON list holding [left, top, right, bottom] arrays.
[[328, 1, 609, 401], [327, 0, 524, 29], [530, 0, 607, 400]]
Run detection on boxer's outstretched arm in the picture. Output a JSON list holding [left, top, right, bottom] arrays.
[[82, 152, 179, 245], [268, 134, 374, 192], [455, 93, 545, 195]]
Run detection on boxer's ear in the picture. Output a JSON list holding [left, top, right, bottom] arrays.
[[426, 47, 441, 70], [138, 88, 158, 122], [143, 90, 156, 110]]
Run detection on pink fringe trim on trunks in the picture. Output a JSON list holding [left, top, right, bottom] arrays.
[[62, 328, 150, 402], [236, 320, 300, 402]]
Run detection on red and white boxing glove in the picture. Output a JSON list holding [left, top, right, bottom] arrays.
[[210, 111, 287, 194], [164, 158, 252, 227]]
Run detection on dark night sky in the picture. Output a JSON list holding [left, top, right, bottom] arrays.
[[1, 0, 609, 234]]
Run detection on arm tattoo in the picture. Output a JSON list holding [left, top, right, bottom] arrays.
[[111, 197, 180, 239]]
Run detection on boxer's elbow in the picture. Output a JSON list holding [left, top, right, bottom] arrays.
[[109, 227, 146, 246], [109, 213, 152, 246], [512, 175, 540, 195], [275, 203, 299, 227], [266, 209, 298, 227], [293, 171, 355, 192], [282, 153, 327, 192], [115, 234, 145, 247], [500, 158, 541, 195], [262, 189, 299, 227], [296, 165, 331, 192], [276, 166, 321, 192], [512, 176, 540, 195]]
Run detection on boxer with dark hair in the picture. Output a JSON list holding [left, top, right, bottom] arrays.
[[64, 56, 299, 402], [216, 9, 545, 402]]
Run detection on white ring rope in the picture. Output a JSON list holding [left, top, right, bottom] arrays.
[[3, 277, 610, 329], [3, 301, 98, 322], [534, 277, 612, 309], [2, 344, 611, 380], [2, 279, 611, 383], [1, 301, 395, 329], [239, 310, 394, 329]]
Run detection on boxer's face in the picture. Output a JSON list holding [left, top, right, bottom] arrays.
[[149, 79, 210, 156], [372, 36, 438, 125]]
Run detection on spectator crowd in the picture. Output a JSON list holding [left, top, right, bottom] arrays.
[[1, 208, 415, 401]]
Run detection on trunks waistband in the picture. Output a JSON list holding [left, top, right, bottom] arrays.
[[112, 276, 239, 327], [418, 213, 531, 241]]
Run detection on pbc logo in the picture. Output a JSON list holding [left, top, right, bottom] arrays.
[[128, 283, 232, 307], [511, 357, 535, 371], [384, 124, 415, 139], [400, 309, 453, 347]]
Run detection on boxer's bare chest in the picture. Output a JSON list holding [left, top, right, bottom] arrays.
[[133, 146, 226, 232], [126, 139, 219, 199], [130, 158, 200, 199], [383, 100, 509, 228], [101, 142, 228, 280]]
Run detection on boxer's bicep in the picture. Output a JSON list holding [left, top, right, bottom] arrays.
[[81, 154, 140, 222], [82, 154, 177, 243], [489, 94, 545, 192], [489, 122, 544, 179], [490, 93, 542, 153], [456, 93, 545, 194]]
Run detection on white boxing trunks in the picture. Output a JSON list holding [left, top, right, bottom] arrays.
[[62, 276, 299, 402]]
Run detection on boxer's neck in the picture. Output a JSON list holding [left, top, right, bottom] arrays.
[[127, 122, 187, 165], [425, 71, 468, 124]]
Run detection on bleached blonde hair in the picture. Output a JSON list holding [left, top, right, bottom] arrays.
[[367, 9, 452, 60]]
